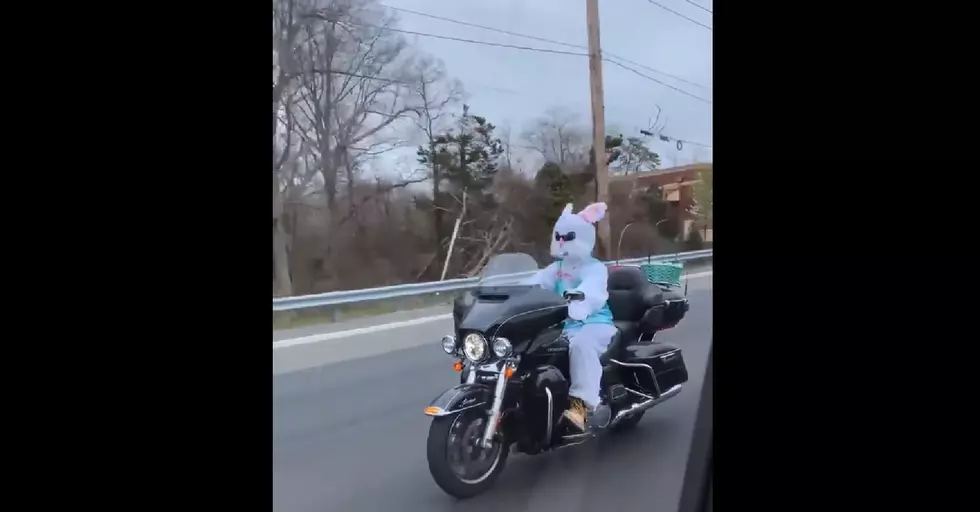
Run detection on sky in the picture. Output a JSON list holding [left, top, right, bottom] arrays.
[[375, 0, 713, 175]]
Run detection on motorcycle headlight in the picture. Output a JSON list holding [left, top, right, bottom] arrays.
[[441, 335, 457, 354], [462, 333, 487, 362], [492, 337, 512, 358]]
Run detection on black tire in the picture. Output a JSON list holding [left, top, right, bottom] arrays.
[[610, 410, 645, 433], [426, 411, 509, 499]]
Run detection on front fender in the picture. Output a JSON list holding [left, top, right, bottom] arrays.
[[423, 383, 492, 417]]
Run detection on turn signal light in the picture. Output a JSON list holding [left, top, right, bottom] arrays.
[[453, 361, 464, 372], [504, 366, 515, 379]]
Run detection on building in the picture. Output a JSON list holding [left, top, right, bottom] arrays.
[[609, 163, 712, 242]]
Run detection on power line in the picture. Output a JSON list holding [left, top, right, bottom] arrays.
[[640, 129, 712, 150], [645, 0, 713, 31], [603, 59, 708, 103], [682, 0, 713, 14], [353, 21, 712, 104], [383, 4, 711, 92]]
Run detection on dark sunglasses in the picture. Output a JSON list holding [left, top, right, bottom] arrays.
[[554, 231, 577, 242]]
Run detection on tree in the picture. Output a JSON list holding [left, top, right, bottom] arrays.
[[417, 105, 505, 278], [522, 107, 590, 167], [691, 165, 713, 225], [684, 228, 704, 250], [534, 162, 576, 226], [412, 60, 464, 277], [291, 0, 420, 215], [610, 136, 661, 175], [272, 0, 321, 298]]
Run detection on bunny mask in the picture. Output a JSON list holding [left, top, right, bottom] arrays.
[[550, 202, 608, 262]]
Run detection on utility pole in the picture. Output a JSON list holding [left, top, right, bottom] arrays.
[[586, 0, 610, 259]]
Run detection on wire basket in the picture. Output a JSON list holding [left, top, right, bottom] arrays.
[[639, 260, 684, 287]]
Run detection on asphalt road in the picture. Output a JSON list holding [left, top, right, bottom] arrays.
[[273, 276, 712, 512]]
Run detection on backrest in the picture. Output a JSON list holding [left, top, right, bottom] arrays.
[[607, 266, 650, 322]]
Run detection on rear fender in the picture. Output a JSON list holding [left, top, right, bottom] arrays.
[[423, 383, 492, 417]]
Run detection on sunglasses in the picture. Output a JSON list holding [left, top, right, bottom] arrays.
[[554, 231, 577, 242]]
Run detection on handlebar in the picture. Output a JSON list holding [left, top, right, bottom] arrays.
[[563, 291, 585, 302]]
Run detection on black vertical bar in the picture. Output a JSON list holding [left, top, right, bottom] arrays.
[[677, 341, 712, 512]]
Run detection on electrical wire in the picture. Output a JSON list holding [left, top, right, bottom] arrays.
[[681, 0, 713, 15], [353, 21, 712, 104], [640, 129, 712, 150], [644, 0, 712, 31], [383, 4, 711, 92]]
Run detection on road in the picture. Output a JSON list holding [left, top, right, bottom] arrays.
[[273, 272, 712, 512]]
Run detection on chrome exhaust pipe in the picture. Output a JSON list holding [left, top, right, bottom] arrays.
[[609, 384, 682, 427]]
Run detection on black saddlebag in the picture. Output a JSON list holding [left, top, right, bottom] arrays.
[[621, 342, 689, 395]]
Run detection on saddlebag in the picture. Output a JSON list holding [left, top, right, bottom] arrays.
[[621, 342, 689, 396]]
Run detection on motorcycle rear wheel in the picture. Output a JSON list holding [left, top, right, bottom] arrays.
[[426, 409, 509, 499]]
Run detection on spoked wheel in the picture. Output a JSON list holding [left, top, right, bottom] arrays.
[[426, 409, 509, 499]]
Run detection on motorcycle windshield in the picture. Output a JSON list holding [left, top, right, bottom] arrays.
[[456, 253, 567, 341], [477, 252, 540, 286]]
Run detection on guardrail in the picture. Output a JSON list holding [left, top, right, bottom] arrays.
[[273, 249, 712, 313]]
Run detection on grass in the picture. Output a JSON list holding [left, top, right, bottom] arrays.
[[273, 291, 462, 331]]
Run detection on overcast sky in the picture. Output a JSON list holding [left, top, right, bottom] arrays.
[[378, 0, 712, 173]]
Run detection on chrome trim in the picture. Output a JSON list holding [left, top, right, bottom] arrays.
[[480, 362, 511, 449], [559, 432, 593, 448], [609, 384, 682, 427], [466, 364, 477, 384], [544, 387, 554, 443], [462, 332, 489, 363], [626, 387, 654, 400], [441, 334, 457, 354], [423, 401, 488, 417], [492, 337, 513, 358], [609, 358, 662, 395]]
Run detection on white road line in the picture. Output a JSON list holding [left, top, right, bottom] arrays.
[[272, 269, 712, 350]]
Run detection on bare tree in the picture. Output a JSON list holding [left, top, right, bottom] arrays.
[[521, 106, 590, 166], [273, 0, 322, 297], [290, 0, 428, 217], [412, 57, 463, 277]]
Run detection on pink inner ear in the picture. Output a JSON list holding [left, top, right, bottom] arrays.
[[578, 203, 606, 223]]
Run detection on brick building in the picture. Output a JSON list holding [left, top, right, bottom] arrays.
[[609, 163, 712, 242]]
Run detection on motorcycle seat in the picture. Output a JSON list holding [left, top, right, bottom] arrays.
[[607, 266, 664, 323]]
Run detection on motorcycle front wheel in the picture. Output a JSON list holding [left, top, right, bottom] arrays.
[[426, 408, 509, 499]]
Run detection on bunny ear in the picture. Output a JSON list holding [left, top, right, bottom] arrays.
[[577, 202, 607, 224], [561, 203, 574, 216]]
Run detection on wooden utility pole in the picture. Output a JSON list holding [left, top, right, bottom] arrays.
[[585, 0, 611, 258]]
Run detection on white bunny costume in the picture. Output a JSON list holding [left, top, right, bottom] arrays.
[[527, 202, 616, 430]]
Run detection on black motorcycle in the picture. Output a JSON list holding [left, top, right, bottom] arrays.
[[424, 253, 691, 498]]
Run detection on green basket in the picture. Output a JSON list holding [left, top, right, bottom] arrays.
[[639, 260, 684, 287]]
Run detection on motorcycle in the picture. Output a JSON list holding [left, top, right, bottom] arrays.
[[423, 252, 691, 498]]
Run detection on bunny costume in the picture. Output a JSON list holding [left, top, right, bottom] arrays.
[[527, 202, 616, 430]]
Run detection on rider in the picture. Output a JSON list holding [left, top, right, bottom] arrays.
[[527, 202, 615, 432]]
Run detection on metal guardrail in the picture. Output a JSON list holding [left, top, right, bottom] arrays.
[[273, 249, 712, 312]]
